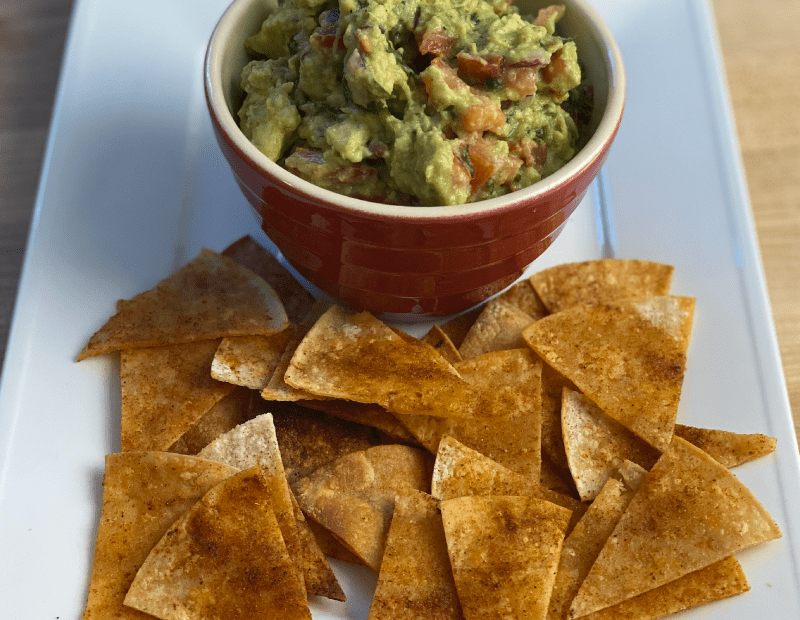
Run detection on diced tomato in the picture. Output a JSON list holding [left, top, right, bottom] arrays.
[[503, 67, 538, 97], [452, 152, 473, 194], [417, 29, 457, 56], [509, 138, 548, 169], [533, 4, 566, 27], [542, 48, 566, 84], [465, 137, 523, 194], [456, 52, 503, 81], [461, 102, 506, 133], [310, 25, 345, 52]]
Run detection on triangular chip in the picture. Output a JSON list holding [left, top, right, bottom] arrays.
[[124, 467, 311, 620], [121, 339, 235, 451], [539, 360, 578, 470], [78, 249, 289, 359], [211, 331, 294, 389], [523, 296, 695, 451], [577, 556, 749, 620], [197, 413, 344, 601], [222, 235, 316, 323], [293, 444, 431, 571], [396, 349, 542, 480], [529, 259, 674, 314], [496, 279, 549, 320], [562, 389, 660, 501], [82, 452, 238, 620], [254, 398, 388, 486], [368, 490, 462, 620], [432, 436, 585, 534], [421, 324, 462, 365], [168, 386, 253, 455], [547, 463, 647, 620], [441, 495, 571, 620], [674, 423, 777, 468], [458, 299, 536, 359], [285, 306, 481, 419], [438, 306, 484, 348], [569, 436, 781, 617], [299, 398, 419, 444]]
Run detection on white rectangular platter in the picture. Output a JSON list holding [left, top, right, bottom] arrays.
[[1, 0, 799, 618]]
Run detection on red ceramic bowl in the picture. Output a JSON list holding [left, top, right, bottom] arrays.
[[205, 0, 625, 318]]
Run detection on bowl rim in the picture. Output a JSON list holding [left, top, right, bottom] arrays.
[[204, 0, 625, 220]]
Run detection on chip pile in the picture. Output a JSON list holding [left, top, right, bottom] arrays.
[[79, 239, 781, 620]]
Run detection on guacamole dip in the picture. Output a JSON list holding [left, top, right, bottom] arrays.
[[238, 0, 586, 206]]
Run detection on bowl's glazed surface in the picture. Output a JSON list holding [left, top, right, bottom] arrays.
[[205, 0, 625, 316]]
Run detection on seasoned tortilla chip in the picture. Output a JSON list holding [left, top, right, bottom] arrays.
[[124, 468, 311, 620], [547, 463, 647, 620], [496, 279, 549, 320], [222, 235, 316, 323], [441, 495, 571, 620], [562, 389, 660, 501], [529, 259, 674, 314], [396, 349, 542, 480], [306, 517, 365, 565], [523, 296, 695, 452], [579, 556, 749, 620], [368, 490, 462, 620], [211, 331, 294, 389], [540, 360, 579, 470], [569, 437, 781, 618], [285, 306, 481, 419], [458, 299, 536, 359], [254, 398, 387, 486], [431, 436, 585, 535], [196, 413, 344, 601], [299, 398, 419, 444], [121, 339, 235, 452], [168, 386, 252, 455], [439, 306, 484, 348], [421, 324, 462, 365], [78, 249, 288, 360], [674, 423, 777, 468], [82, 452, 237, 620], [293, 444, 431, 571]]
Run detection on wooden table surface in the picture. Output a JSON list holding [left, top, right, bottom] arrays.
[[1, 0, 798, 438]]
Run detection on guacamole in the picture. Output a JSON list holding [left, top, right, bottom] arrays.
[[238, 0, 586, 206]]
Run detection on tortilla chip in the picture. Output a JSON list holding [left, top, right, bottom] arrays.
[[306, 517, 365, 565], [458, 299, 536, 359], [124, 468, 311, 620], [82, 452, 237, 620], [579, 556, 749, 620], [569, 436, 781, 617], [222, 235, 317, 323], [196, 413, 345, 601], [396, 349, 542, 480], [547, 464, 646, 620], [496, 279, 549, 320], [562, 389, 660, 501], [293, 444, 431, 571], [540, 360, 579, 470], [299, 398, 419, 444], [168, 386, 253, 455], [540, 452, 580, 498], [441, 495, 571, 620], [529, 259, 674, 314], [421, 324, 463, 365], [523, 296, 695, 452], [431, 436, 586, 535], [439, 306, 484, 348], [211, 331, 294, 389], [674, 423, 777, 468], [285, 306, 482, 419], [120, 339, 235, 451], [78, 249, 289, 360], [254, 398, 388, 486], [368, 490, 462, 620]]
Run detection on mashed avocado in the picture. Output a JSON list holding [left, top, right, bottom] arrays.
[[238, 0, 586, 206]]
